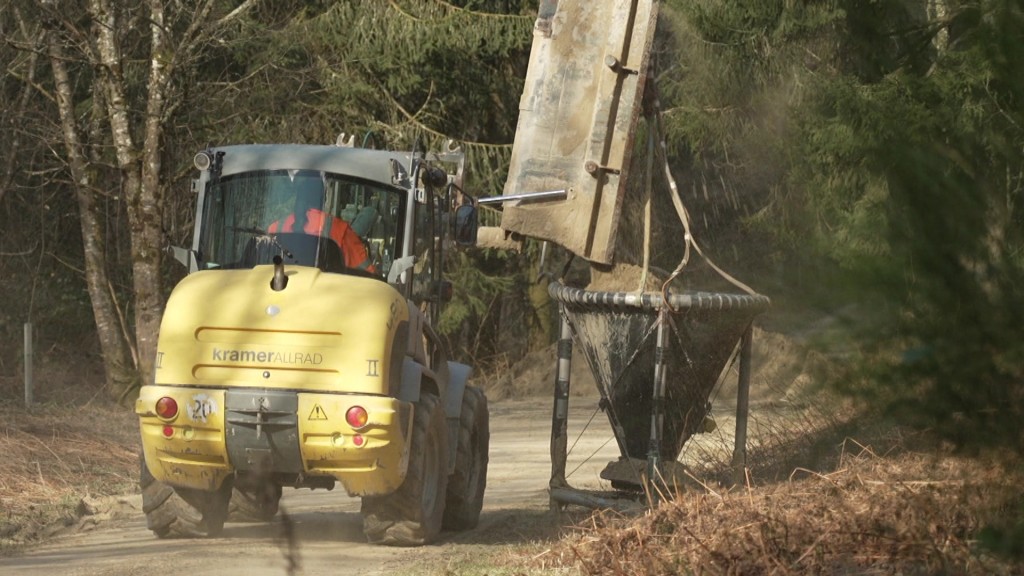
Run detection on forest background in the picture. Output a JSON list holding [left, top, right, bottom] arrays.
[[1, 0, 1022, 485]]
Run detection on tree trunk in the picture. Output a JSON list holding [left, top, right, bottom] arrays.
[[28, 0, 261, 397], [46, 27, 136, 396], [90, 0, 168, 391], [134, 0, 171, 387]]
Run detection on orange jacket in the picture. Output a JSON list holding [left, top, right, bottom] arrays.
[[268, 208, 375, 273]]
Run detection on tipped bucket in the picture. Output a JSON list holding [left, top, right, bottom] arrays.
[[550, 283, 770, 462]]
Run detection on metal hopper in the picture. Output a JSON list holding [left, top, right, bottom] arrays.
[[547, 284, 770, 507]]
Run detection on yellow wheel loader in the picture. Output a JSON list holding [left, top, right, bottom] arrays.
[[135, 140, 488, 546]]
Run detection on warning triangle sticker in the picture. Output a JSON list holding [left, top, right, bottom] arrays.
[[308, 404, 328, 421]]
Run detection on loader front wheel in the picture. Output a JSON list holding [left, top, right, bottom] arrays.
[[140, 456, 231, 538], [361, 393, 448, 546], [442, 386, 489, 530]]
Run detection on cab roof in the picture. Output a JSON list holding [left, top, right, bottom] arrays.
[[209, 144, 414, 185]]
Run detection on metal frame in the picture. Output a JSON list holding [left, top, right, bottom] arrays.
[[547, 305, 756, 510]]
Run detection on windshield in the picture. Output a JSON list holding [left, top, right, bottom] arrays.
[[198, 169, 404, 278]]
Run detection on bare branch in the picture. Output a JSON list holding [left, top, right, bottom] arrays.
[[176, 0, 261, 68], [2, 8, 46, 204], [215, 0, 260, 28], [0, 243, 39, 257]]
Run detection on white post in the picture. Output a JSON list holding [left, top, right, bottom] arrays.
[[24, 322, 33, 406]]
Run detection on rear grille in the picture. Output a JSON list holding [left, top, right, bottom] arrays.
[[225, 389, 302, 474]]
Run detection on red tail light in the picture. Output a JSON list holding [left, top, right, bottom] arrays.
[[155, 397, 178, 419], [346, 406, 368, 429]]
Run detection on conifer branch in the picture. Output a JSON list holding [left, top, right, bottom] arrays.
[[380, 81, 513, 149]]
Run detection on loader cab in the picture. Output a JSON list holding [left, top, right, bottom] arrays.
[[180, 144, 464, 327], [195, 168, 405, 280]]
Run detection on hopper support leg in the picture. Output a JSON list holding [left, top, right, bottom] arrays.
[[731, 325, 753, 485], [549, 312, 573, 510]]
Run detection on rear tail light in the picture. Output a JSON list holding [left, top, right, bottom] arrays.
[[346, 406, 368, 429], [155, 397, 178, 420]]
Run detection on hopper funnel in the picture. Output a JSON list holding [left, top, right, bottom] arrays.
[[550, 283, 770, 463]]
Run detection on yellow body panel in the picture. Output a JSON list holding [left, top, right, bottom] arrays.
[[137, 386, 231, 491], [138, 265, 415, 494], [154, 265, 408, 394], [297, 393, 413, 495]]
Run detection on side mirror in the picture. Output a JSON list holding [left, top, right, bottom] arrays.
[[388, 255, 417, 284], [453, 204, 478, 247], [169, 246, 199, 273]]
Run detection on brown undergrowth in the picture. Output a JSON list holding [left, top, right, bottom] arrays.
[[0, 397, 139, 551], [528, 426, 1024, 575]]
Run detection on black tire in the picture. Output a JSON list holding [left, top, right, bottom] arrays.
[[361, 393, 449, 546], [140, 455, 231, 538], [442, 386, 489, 530], [228, 483, 282, 522]]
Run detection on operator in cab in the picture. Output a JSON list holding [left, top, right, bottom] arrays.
[[268, 176, 377, 274]]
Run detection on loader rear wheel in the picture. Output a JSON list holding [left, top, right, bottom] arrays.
[[361, 393, 448, 546], [228, 483, 282, 522], [140, 456, 231, 538], [442, 386, 489, 530]]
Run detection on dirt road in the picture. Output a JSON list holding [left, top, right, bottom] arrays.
[[0, 397, 633, 576]]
